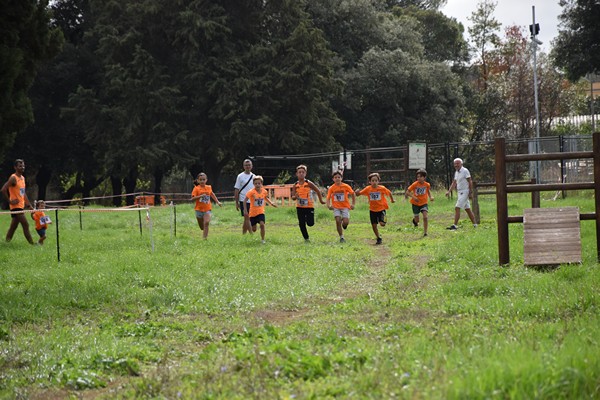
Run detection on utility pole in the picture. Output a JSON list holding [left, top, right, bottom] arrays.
[[530, 6, 542, 183]]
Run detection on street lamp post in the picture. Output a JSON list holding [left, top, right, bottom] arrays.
[[530, 6, 542, 183]]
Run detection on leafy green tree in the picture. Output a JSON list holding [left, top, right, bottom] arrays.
[[341, 48, 464, 148], [68, 0, 192, 204], [68, 0, 342, 196], [0, 0, 63, 161], [9, 0, 104, 201], [468, 0, 501, 89], [553, 0, 600, 81], [308, 0, 466, 148], [393, 7, 469, 64]]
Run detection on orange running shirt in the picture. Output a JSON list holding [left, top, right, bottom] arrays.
[[32, 211, 50, 230], [192, 185, 214, 212], [293, 181, 314, 208], [245, 188, 268, 217], [8, 174, 26, 210], [407, 181, 431, 206], [357, 185, 391, 212], [326, 183, 353, 209]]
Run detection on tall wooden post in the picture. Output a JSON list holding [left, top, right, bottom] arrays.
[[495, 138, 509, 265], [593, 132, 600, 261]]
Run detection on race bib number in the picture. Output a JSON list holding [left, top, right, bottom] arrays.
[[20, 188, 25, 196], [254, 198, 264, 207], [369, 192, 381, 201], [40, 216, 51, 224], [416, 187, 427, 195], [297, 198, 309, 206], [334, 193, 345, 202], [200, 195, 210, 203]]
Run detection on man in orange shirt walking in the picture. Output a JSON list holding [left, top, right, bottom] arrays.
[[1, 159, 34, 244], [356, 172, 395, 245]]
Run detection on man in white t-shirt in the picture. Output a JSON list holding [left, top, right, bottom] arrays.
[[445, 158, 477, 230], [234, 159, 255, 234]]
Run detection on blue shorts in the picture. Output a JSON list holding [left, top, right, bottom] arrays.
[[250, 214, 265, 226], [36, 228, 46, 237], [195, 210, 211, 219]]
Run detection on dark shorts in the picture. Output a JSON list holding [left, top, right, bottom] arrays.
[[36, 228, 46, 237], [250, 214, 265, 226], [296, 207, 315, 226], [10, 208, 24, 219], [370, 210, 386, 225], [239, 201, 250, 217], [412, 204, 428, 215]]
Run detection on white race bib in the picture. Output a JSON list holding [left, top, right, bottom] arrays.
[[369, 192, 381, 201]]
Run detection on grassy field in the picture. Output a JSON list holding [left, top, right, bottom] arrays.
[[0, 191, 599, 399]]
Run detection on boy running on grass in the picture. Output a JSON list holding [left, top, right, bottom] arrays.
[[291, 164, 326, 242], [191, 173, 222, 240], [405, 169, 434, 236], [31, 200, 52, 245], [356, 172, 395, 245], [244, 175, 277, 244], [326, 170, 355, 243]]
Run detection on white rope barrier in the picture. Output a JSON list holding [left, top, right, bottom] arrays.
[[0, 207, 150, 215]]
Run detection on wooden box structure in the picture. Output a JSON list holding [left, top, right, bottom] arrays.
[[523, 207, 581, 266]]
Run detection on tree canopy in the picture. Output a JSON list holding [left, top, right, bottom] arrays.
[[553, 0, 600, 81], [0, 0, 63, 161]]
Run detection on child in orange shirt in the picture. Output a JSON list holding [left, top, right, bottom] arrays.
[[191, 173, 222, 239], [291, 164, 326, 242], [244, 175, 277, 243], [31, 200, 51, 245], [405, 169, 434, 236], [326, 170, 356, 243], [356, 173, 395, 245]]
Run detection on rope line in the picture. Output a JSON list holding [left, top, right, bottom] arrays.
[[0, 207, 150, 215]]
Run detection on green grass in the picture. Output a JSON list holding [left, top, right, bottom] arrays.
[[0, 192, 599, 399]]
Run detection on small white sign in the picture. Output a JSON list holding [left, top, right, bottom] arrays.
[[408, 143, 427, 170]]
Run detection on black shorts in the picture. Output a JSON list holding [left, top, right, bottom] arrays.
[[370, 210, 386, 225], [239, 201, 250, 217], [10, 208, 24, 219], [250, 214, 265, 226], [412, 204, 428, 215]]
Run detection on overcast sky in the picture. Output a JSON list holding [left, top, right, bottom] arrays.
[[440, 0, 564, 52]]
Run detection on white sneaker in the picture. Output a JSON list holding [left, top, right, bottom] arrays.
[[473, 224, 478, 228], [261, 240, 266, 244]]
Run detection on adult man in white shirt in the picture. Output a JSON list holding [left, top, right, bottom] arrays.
[[234, 159, 255, 234], [445, 158, 477, 230]]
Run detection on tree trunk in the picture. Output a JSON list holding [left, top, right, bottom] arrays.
[[110, 175, 122, 207], [82, 175, 105, 206], [122, 167, 138, 206], [153, 169, 163, 205], [35, 166, 52, 202]]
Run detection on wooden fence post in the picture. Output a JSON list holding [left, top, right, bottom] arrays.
[[495, 138, 509, 265]]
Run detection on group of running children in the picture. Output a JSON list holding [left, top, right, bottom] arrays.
[[191, 165, 434, 244]]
